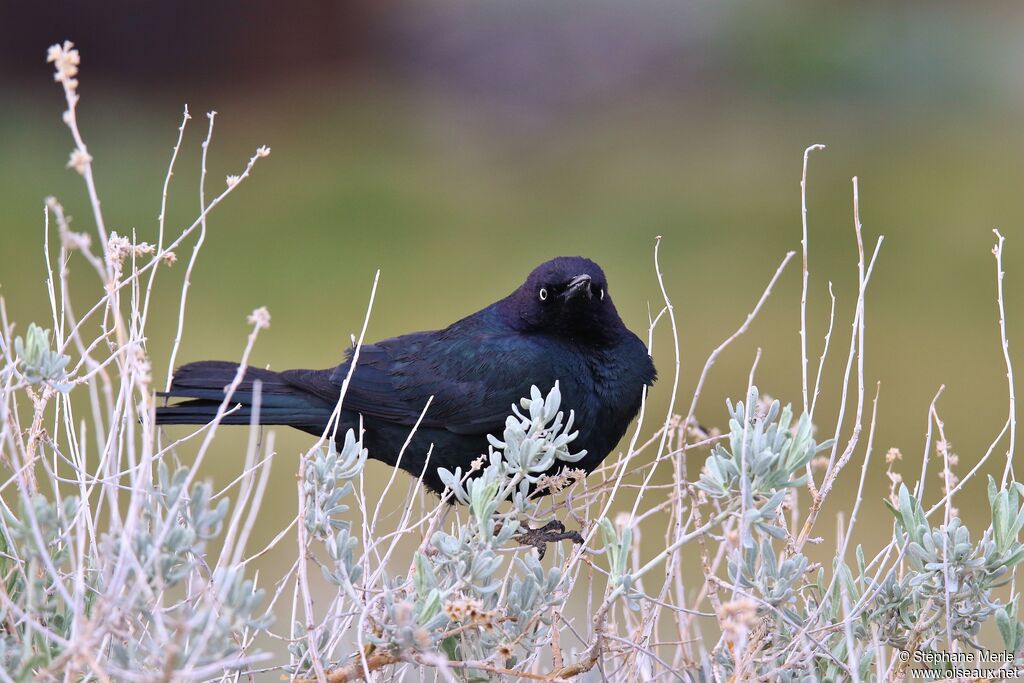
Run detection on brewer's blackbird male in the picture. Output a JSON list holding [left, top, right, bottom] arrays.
[[156, 256, 656, 498]]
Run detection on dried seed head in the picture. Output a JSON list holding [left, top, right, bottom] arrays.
[[718, 598, 758, 644], [413, 627, 431, 650], [443, 602, 461, 620], [444, 597, 482, 624], [107, 232, 132, 265], [535, 467, 582, 494], [392, 600, 413, 627], [60, 229, 91, 252], [247, 306, 271, 330], [66, 148, 92, 175], [47, 41, 80, 91]]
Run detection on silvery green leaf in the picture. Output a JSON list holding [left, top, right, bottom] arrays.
[[759, 523, 788, 540], [999, 545, 1024, 569], [496, 519, 520, 543], [416, 588, 442, 624], [437, 467, 470, 504], [423, 612, 449, 632], [14, 324, 71, 389], [408, 553, 433, 598], [558, 446, 585, 464], [996, 599, 1021, 651], [470, 553, 502, 581], [475, 580, 503, 595], [432, 532, 460, 557], [763, 489, 787, 512]]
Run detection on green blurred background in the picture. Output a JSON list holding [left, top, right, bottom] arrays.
[[2, 0, 1023, 652]]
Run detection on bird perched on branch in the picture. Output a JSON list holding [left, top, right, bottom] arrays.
[[156, 256, 656, 500]]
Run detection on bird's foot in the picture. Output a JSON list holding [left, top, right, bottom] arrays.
[[515, 520, 583, 560]]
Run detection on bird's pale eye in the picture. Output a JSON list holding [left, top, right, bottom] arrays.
[[539, 288, 548, 301], [599, 288, 605, 300]]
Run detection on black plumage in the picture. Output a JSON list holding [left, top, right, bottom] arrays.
[[155, 257, 656, 495]]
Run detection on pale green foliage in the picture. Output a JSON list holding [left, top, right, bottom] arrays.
[[291, 383, 584, 678], [0, 464, 269, 679], [13, 324, 69, 390], [599, 517, 642, 610], [437, 381, 586, 503], [302, 429, 367, 542], [694, 387, 1024, 683], [697, 388, 830, 503], [869, 480, 1024, 649]]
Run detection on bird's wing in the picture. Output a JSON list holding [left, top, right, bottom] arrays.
[[321, 325, 560, 436]]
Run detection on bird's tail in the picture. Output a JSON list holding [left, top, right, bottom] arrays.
[[155, 360, 333, 427]]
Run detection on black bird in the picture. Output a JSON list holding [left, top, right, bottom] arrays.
[[156, 256, 656, 498]]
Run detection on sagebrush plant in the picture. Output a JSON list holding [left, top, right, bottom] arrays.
[[0, 41, 1020, 682]]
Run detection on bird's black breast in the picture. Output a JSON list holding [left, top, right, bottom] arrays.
[[556, 331, 655, 473]]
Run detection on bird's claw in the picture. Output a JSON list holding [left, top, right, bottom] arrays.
[[515, 520, 584, 559]]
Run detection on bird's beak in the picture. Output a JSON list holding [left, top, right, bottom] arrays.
[[562, 274, 593, 300]]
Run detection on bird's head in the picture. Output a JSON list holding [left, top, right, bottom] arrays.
[[502, 256, 624, 342]]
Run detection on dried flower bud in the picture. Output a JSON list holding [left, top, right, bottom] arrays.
[[247, 306, 271, 330], [60, 229, 91, 252], [107, 232, 132, 265], [718, 598, 758, 644], [47, 41, 80, 90], [66, 148, 92, 175]]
